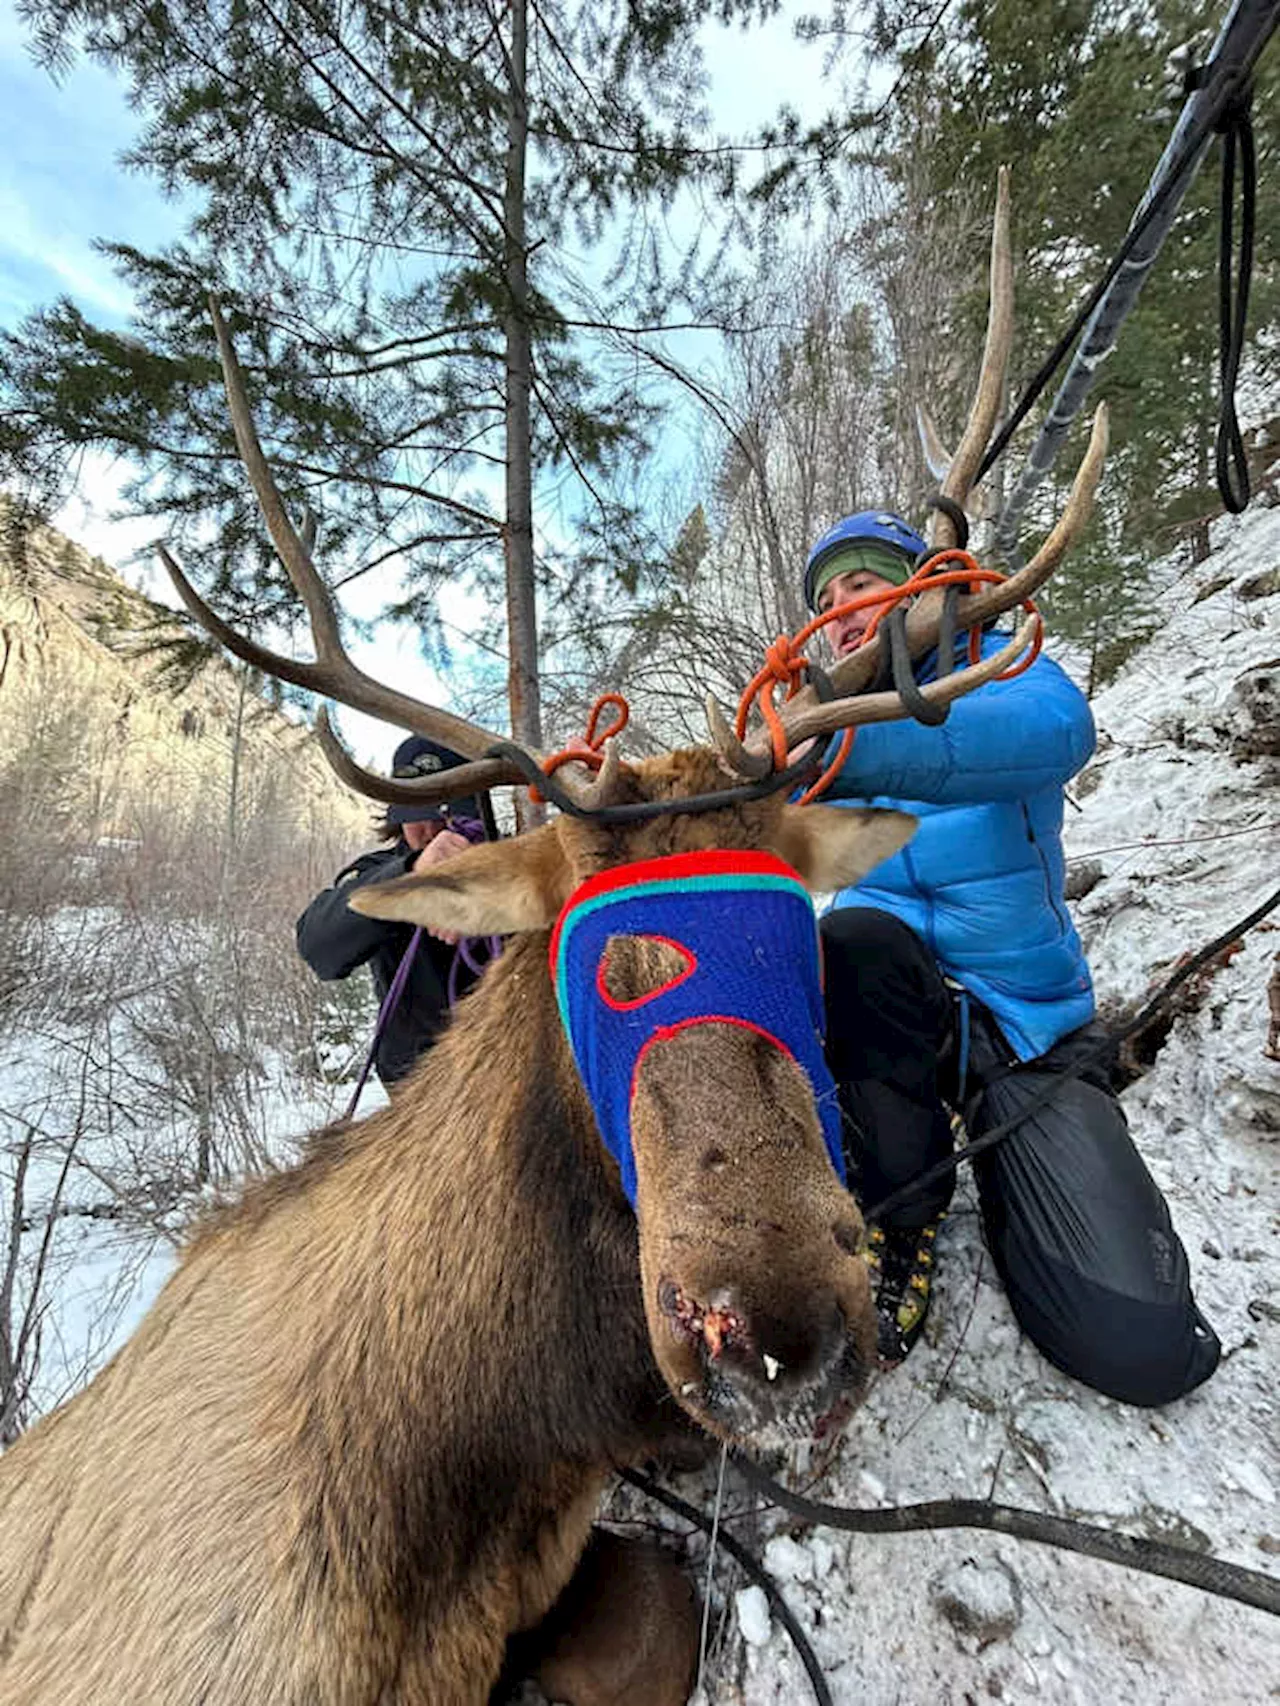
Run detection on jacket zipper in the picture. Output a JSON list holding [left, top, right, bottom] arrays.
[[1022, 803, 1070, 936]]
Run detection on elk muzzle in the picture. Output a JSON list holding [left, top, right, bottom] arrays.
[[631, 1021, 876, 1449]]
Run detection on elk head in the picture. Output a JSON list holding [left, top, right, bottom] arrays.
[[340, 755, 914, 1443], [157, 170, 1106, 1448]]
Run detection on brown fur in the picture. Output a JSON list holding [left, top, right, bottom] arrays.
[[0, 749, 914, 1705], [524, 1531, 699, 1706]]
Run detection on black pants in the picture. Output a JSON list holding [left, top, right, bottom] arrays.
[[820, 907, 1221, 1406], [820, 907, 955, 1230]]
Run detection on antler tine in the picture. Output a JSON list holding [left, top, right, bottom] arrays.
[[157, 541, 324, 697], [315, 708, 524, 804], [555, 737, 628, 811], [937, 402, 1109, 632], [916, 405, 953, 486], [930, 165, 1013, 550], [705, 694, 772, 780], [778, 617, 1040, 749], [155, 298, 522, 771], [209, 296, 346, 665]]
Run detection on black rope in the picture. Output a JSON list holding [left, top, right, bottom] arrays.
[[1212, 81, 1256, 511], [864, 879, 1280, 1224], [727, 1455, 1280, 1618], [619, 1468, 834, 1706], [973, 45, 1264, 489], [483, 741, 823, 823], [927, 494, 970, 549], [886, 606, 950, 726], [622, 1425, 1279, 1706]]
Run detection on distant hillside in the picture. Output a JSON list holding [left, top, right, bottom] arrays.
[[0, 501, 370, 853]]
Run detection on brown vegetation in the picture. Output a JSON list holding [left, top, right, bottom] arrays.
[[0, 512, 373, 1439]]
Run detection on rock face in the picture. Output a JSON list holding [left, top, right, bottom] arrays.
[[0, 506, 369, 849], [1220, 658, 1280, 759]]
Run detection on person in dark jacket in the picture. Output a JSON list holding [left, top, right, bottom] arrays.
[[296, 736, 499, 1090], [806, 511, 1219, 1405]]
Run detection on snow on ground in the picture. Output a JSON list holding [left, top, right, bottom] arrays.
[[0, 986, 360, 1417], [598, 504, 1279, 1706]]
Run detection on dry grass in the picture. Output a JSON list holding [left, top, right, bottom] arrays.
[[0, 518, 386, 1430]]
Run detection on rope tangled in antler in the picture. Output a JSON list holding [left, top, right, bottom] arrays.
[[734, 549, 1044, 803]]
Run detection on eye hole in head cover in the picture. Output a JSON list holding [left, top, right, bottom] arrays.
[[596, 934, 697, 1011]]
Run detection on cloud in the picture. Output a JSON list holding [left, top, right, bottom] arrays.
[[0, 23, 181, 327]]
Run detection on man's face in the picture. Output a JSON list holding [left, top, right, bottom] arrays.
[[402, 817, 447, 853], [817, 569, 897, 657]]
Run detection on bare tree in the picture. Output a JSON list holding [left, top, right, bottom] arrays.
[[547, 179, 981, 746]]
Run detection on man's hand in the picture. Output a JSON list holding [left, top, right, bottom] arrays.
[[410, 828, 473, 942]]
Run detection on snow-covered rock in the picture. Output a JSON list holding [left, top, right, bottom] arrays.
[[735, 1585, 772, 1647]]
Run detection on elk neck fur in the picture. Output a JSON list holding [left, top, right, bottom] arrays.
[[0, 928, 679, 1704]]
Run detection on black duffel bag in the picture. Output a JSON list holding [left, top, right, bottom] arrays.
[[962, 1008, 1221, 1407]]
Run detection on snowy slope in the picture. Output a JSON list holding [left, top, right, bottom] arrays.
[[644, 504, 1280, 1706]]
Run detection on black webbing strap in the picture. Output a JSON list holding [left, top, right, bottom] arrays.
[[1206, 74, 1257, 511]]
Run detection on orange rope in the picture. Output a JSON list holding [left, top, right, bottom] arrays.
[[531, 693, 631, 803], [528, 555, 1039, 812], [735, 550, 1044, 803]]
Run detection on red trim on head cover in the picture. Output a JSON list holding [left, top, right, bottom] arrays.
[[629, 1014, 798, 1121], [549, 849, 803, 974]]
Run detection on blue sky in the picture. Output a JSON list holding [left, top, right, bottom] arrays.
[[0, 7, 183, 328]]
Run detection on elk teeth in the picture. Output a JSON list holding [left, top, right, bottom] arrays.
[[681, 1381, 699, 1396], [763, 1354, 781, 1383]]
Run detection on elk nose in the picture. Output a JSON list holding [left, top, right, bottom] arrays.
[[659, 1280, 852, 1400], [727, 1296, 851, 1397]]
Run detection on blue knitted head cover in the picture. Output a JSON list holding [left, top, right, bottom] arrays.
[[549, 850, 845, 1208]]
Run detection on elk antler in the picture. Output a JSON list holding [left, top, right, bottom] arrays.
[[709, 167, 1109, 768], [157, 296, 533, 810]]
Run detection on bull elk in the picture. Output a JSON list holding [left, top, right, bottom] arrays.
[[0, 171, 1105, 1706]]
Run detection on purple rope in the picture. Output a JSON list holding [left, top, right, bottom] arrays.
[[446, 814, 486, 843], [442, 814, 503, 1003], [344, 926, 424, 1120], [446, 932, 503, 1005]]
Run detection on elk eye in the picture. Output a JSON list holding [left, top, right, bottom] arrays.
[[596, 934, 696, 1009]]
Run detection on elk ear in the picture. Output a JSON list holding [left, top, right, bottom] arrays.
[[774, 804, 917, 893], [349, 824, 572, 935]]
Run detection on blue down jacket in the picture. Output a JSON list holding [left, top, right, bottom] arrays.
[[823, 633, 1096, 1060]]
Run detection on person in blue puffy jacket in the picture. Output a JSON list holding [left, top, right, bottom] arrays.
[[808, 511, 1219, 1404]]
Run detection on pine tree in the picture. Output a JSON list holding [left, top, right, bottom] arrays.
[[2, 0, 789, 745], [835, 0, 1280, 681]]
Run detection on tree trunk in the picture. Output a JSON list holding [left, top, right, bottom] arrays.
[[503, 0, 543, 827], [224, 665, 247, 884], [0, 1139, 30, 1445], [1191, 410, 1212, 565]]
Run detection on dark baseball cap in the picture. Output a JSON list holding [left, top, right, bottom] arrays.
[[386, 736, 481, 825]]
